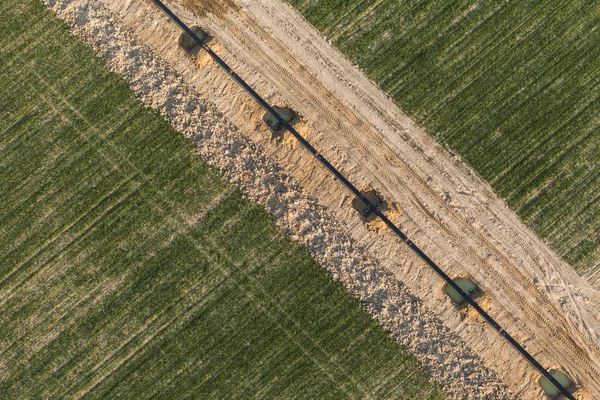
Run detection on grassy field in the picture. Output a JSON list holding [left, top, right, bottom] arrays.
[[288, 0, 600, 276], [0, 1, 445, 398]]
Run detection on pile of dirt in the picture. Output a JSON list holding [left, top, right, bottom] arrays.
[[44, 0, 516, 398]]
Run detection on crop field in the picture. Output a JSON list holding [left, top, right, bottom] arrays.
[[0, 1, 445, 398], [288, 0, 600, 275]]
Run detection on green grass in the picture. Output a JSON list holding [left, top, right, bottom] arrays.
[[288, 0, 600, 275], [0, 1, 445, 398]]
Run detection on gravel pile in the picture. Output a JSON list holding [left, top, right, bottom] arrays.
[[44, 0, 515, 398]]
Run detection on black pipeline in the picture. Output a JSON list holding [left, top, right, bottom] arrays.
[[149, 1, 575, 398]]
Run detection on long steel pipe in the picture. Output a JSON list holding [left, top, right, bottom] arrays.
[[149, 1, 575, 398]]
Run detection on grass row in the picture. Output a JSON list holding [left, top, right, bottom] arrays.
[[288, 0, 600, 275], [0, 1, 444, 398]]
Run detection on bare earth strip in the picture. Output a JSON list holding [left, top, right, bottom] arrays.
[[45, 0, 600, 398]]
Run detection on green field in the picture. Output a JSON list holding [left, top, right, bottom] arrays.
[[0, 1, 445, 398], [288, 0, 600, 276]]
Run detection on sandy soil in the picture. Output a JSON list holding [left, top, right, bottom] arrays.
[[44, 0, 600, 398]]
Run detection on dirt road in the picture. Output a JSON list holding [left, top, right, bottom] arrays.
[[55, 0, 600, 397]]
